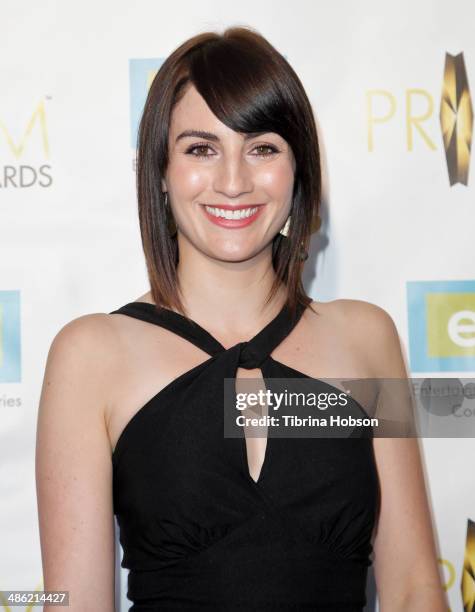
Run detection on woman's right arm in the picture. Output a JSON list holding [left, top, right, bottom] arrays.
[[35, 313, 119, 611]]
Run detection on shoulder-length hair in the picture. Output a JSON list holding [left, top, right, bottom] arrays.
[[137, 26, 321, 321]]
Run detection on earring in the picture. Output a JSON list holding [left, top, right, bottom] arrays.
[[279, 215, 291, 237], [278, 214, 307, 260], [164, 192, 177, 237]]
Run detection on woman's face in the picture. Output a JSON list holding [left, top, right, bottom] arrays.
[[162, 84, 296, 261]]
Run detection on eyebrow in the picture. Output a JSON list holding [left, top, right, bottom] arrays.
[[175, 129, 269, 143]]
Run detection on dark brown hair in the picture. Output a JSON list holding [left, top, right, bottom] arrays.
[[136, 26, 321, 321]]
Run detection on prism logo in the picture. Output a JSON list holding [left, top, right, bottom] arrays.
[[440, 53, 473, 186], [0, 100, 53, 188], [367, 52, 473, 187], [462, 519, 475, 611]]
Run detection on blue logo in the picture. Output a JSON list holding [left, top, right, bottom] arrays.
[[0, 291, 21, 383], [407, 280, 475, 372], [129, 58, 165, 149]]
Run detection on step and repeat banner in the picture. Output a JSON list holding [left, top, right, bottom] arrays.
[[1, 1, 474, 611]]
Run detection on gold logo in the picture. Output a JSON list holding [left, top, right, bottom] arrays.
[[462, 518, 475, 611], [0, 100, 50, 159], [440, 53, 473, 186]]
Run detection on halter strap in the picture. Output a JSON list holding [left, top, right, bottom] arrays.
[[109, 300, 308, 370]]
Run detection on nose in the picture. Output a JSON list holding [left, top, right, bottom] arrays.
[[212, 153, 253, 198]]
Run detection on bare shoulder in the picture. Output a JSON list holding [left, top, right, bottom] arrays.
[[308, 297, 395, 329], [308, 299, 406, 378], [51, 310, 119, 354], [43, 311, 125, 431], [315, 297, 394, 323], [49, 309, 123, 371]]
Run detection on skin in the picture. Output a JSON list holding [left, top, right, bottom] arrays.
[[160, 83, 296, 329], [35, 84, 448, 610]]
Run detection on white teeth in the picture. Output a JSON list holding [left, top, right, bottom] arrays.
[[205, 206, 259, 220]]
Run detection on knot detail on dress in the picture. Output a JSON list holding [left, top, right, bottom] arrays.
[[236, 341, 267, 370]]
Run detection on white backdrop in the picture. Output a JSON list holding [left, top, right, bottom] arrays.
[[1, 1, 474, 610]]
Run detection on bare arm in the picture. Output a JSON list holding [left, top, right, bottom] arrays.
[[351, 301, 448, 611], [35, 314, 118, 611]]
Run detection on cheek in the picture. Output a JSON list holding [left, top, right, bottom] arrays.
[[256, 162, 294, 196], [168, 158, 208, 195]]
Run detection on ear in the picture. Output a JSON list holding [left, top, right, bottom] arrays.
[[161, 178, 167, 192]]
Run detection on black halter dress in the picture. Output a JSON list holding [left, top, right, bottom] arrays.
[[110, 300, 380, 611]]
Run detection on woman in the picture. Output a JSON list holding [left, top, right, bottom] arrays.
[[36, 26, 447, 611]]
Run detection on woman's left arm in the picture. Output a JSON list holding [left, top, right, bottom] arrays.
[[356, 302, 448, 611]]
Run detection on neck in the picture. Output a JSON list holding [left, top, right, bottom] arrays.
[[174, 236, 288, 339]]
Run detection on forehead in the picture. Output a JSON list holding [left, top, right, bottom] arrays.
[[170, 84, 218, 132]]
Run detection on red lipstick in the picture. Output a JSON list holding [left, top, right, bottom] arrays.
[[201, 204, 265, 229]]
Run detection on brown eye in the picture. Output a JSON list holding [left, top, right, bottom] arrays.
[[185, 144, 215, 157], [252, 144, 279, 157]]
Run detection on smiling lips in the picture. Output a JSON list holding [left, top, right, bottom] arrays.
[[201, 203, 265, 228]]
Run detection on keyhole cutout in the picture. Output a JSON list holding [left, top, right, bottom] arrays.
[[235, 366, 269, 484]]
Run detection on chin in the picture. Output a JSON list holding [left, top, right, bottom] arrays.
[[209, 246, 258, 263]]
